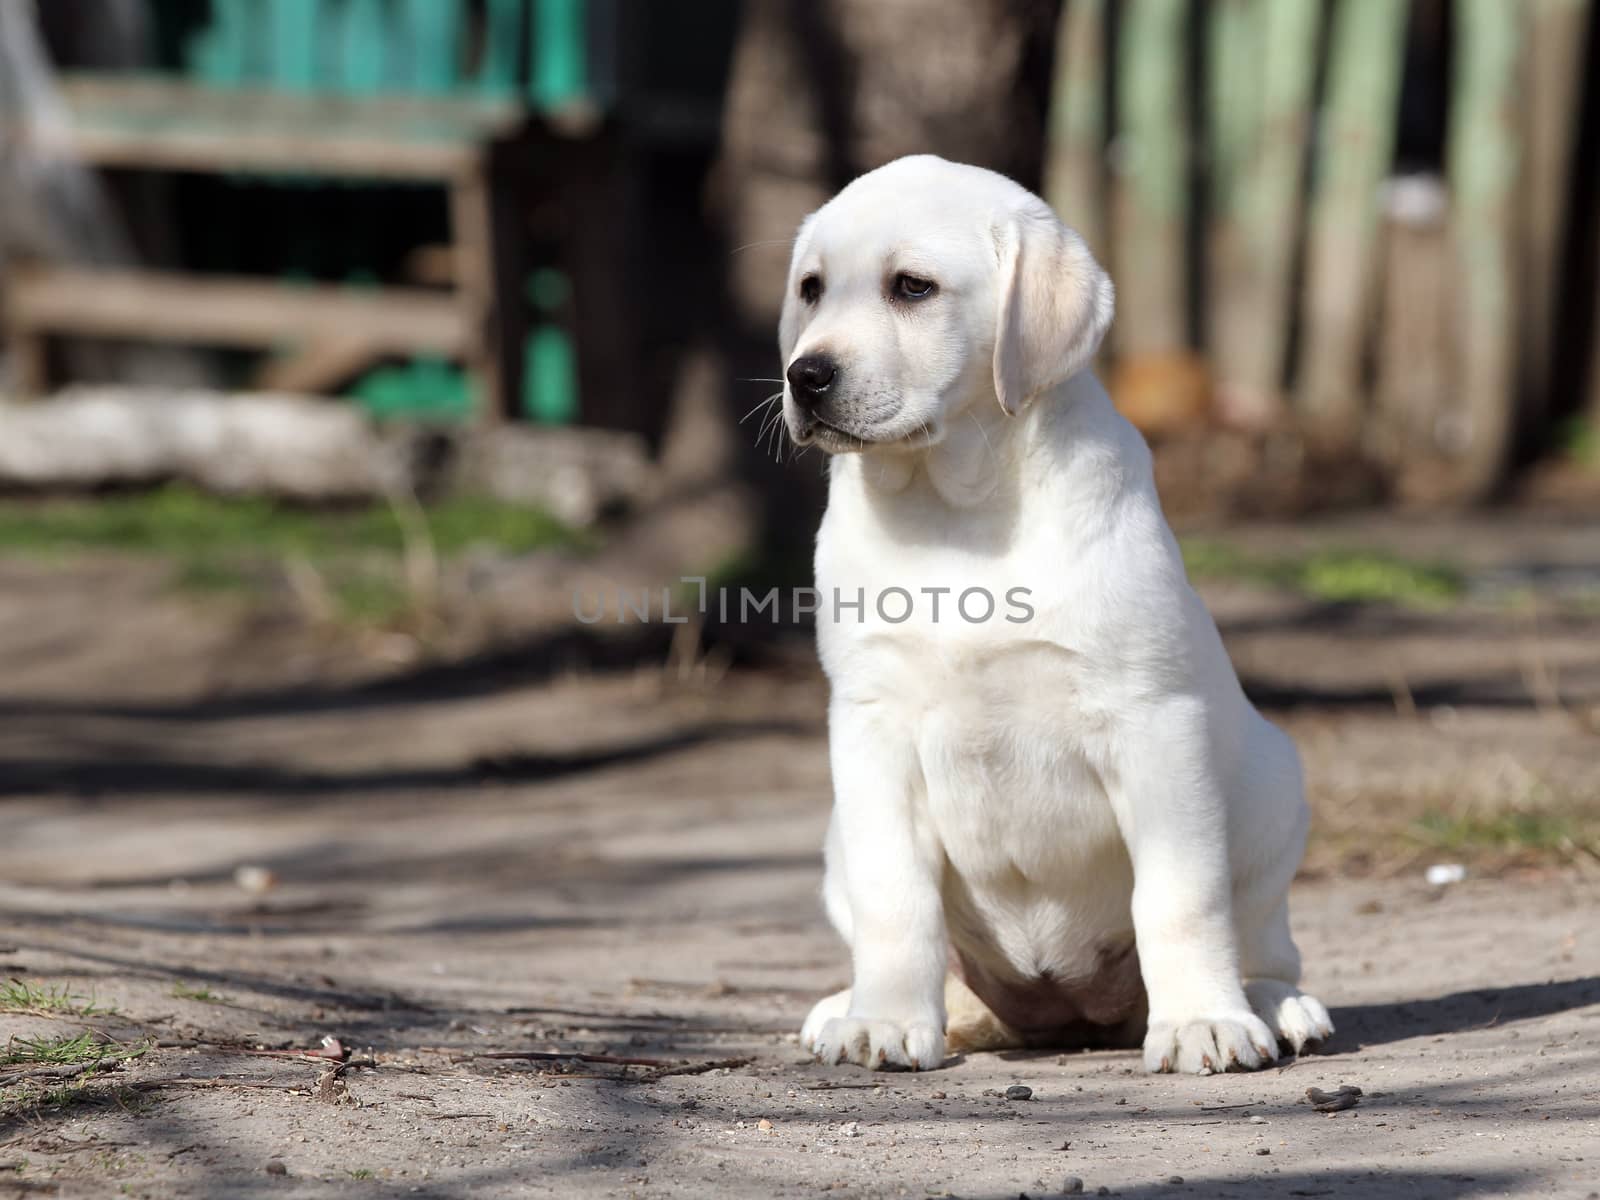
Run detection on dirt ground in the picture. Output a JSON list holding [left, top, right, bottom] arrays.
[[2, 512, 1598, 1199]]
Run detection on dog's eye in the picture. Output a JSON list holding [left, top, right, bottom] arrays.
[[799, 275, 822, 304], [894, 273, 936, 301]]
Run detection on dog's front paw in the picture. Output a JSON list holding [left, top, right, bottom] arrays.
[[1144, 1011, 1278, 1074], [811, 1016, 945, 1071], [801, 988, 852, 1053], [1246, 980, 1334, 1054]]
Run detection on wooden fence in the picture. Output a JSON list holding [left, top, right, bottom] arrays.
[[1046, 0, 1598, 502]]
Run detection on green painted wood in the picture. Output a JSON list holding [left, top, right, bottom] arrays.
[[336, 0, 388, 95], [478, 0, 527, 95], [403, 0, 464, 94], [1044, 0, 1106, 257], [178, 0, 589, 107], [1448, 0, 1522, 497], [1114, 0, 1187, 356], [527, 324, 577, 422], [1299, 0, 1409, 446], [532, 0, 587, 109], [270, 0, 320, 92], [194, 0, 252, 86]]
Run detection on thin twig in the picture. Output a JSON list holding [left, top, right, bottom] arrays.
[[0, 1058, 122, 1088], [459, 1051, 676, 1067]]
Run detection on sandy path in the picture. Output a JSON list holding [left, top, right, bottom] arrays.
[[1, 546, 1597, 1198]]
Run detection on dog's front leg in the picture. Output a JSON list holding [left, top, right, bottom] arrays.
[[1109, 700, 1279, 1074], [805, 703, 947, 1070]]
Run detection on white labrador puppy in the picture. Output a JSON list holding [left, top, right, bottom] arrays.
[[780, 156, 1333, 1074]]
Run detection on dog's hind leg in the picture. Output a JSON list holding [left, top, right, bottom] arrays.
[[1231, 741, 1334, 1055], [943, 973, 1022, 1054], [1238, 895, 1334, 1055]]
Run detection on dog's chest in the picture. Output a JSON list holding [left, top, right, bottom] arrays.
[[838, 627, 1136, 987], [846, 632, 1123, 866]]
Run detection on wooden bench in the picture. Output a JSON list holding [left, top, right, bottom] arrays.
[[2, 70, 606, 421]]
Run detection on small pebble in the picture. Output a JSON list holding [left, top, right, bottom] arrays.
[[1167, 1176, 1184, 1185], [757, 1118, 773, 1133], [931, 1090, 947, 1100], [842, 1121, 861, 1138], [1096, 1188, 1111, 1197], [234, 865, 278, 895], [1255, 1147, 1271, 1156], [1005, 1085, 1034, 1101], [1062, 1177, 1084, 1194], [1248, 1115, 1267, 1125], [264, 1161, 287, 1176]]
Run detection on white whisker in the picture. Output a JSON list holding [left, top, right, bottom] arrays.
[[740, 391, 782, 425], [755, 407, 782, 449], [730, 238, 795, 255]]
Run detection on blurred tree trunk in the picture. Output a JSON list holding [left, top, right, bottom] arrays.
[[719, 0, 1058, 335], [707, 0, 1061, 559]]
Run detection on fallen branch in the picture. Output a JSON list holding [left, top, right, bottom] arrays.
[[455, 1050, 753, 1079]]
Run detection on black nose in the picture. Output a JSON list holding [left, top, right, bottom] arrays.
[[786, 353, 837, 408]]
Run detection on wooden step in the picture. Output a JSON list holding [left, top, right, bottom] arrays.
[[20, 75, 526, 181], [6, 267, 470, 357]]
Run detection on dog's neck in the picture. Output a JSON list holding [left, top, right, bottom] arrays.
[[851, 399, 1020, 509], [834, 372, 1130, 519], [826, 373, 1135, 559]]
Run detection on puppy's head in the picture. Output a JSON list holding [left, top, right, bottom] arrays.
[[778, 155, 1113, 454]]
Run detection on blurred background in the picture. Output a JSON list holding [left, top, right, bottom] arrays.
[[0, 3, 1597, 1191], [0, 0, 1596, 893]]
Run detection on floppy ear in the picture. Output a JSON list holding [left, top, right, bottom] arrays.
[[991, 209, 1114, 415]]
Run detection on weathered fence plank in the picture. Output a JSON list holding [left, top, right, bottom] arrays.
[[1447, 0, 1523, 499], [1519, 0, 1588, 436], [1299, 0, 1409, 449], [1113, 0, 1187, 357], [1204, 0, 1262, 424], [1210, 0, 1318, 427], [1205, 0, 1262, 215], [1044, 0, 1106, 257], [1374, 176, 1452, 501]]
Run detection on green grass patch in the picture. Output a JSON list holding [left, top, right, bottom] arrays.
[[0, 1032, 146, 1071], [0, 1079, 147, 1123], [0, 485, 592, 629], [169, 983, 226, 1005], [348, 1168, 376, 1180], [1554, 416, 1597, 466], [1, 1032, 109, 1068], [1411, 809, 1596, 855], [0, 979, 114, 1018], [1182, 541, 1465, 608], [0, 486, 587, 560]]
